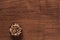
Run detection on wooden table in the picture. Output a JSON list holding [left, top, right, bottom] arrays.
[[0, 0, 60, 40]]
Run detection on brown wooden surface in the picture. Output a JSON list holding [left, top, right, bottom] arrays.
[[0, 0, 60, 40]]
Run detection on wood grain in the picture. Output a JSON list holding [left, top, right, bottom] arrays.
[[0, 0, 60, 40]]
